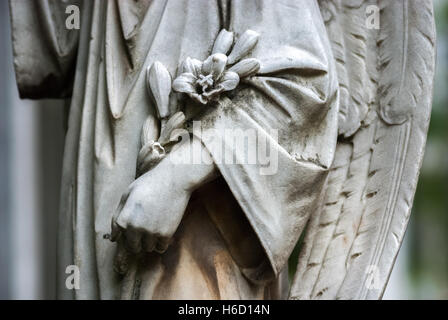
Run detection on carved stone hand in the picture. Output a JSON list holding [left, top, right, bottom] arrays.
[[111, 166, 191, 255], [110, 136, 217, 256]]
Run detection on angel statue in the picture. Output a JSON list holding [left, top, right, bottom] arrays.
[[9, 0, 435, 299]]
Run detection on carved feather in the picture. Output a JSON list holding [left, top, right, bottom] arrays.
[[340, 0, 370, 134], [378, 0, 436, 124], [319, 0, 371, 138], [291, 0, 435, 300]]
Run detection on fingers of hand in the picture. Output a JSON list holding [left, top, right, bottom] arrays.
[[125, 227, 143, 254], [113, 239, 130, 275], [154, 237, 170, 254], [143, 235, 157, 253], [133, 233, 171, 254], [111, 190, 173, 255]]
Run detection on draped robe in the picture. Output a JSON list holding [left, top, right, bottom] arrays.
[[10, 0, 338, 299]]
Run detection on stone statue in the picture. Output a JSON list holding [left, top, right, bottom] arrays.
[[9, 0, 436, 299]]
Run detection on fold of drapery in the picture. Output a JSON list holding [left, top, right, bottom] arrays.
[[9, 0, 338, 299], [196, 0, 339, 279], [9, 0, 81, 98]]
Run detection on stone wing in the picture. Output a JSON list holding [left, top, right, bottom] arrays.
[[290, 0, 436, 299]]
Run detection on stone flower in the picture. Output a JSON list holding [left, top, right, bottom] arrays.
[[173, 29, 261, 105], [137, 140, 166, 174], [138, 62, 187, 174]]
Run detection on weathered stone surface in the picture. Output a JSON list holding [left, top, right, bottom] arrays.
[[9, 0, 435, 300]]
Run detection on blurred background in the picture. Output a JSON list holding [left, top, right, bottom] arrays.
[[0, 0, 447, 299]]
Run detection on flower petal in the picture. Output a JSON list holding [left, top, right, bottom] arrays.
[[181, 57, 203, 77], [147, 61, 172, 119], [189, 93, 209, 105], [212, 29, 234, 55], [217, 71, 240, 91], [202, 53, 228, 79], [172, 73, 197, 94], [227, 30, 260, 65], [202, 87, 225, 101], [229, 58, 260, 78]]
